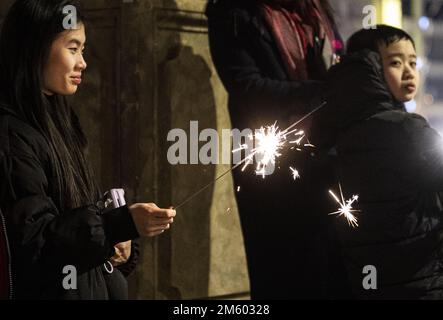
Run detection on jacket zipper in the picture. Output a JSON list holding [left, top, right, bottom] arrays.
[[0, 212, 13, 300]]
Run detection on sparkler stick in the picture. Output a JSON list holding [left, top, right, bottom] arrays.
[[174, 155, 254, 210], [174, 101, 328, 209], [282, 101, 327, 135]]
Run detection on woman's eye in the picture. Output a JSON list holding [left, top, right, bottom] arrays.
[[390, 60, 401, 67], [69, 47, 78, 53]]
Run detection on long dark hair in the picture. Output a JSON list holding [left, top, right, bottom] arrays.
[[0, 0, 98, 211]]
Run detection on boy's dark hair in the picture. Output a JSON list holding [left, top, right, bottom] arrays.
[[347, 25, 415, 54]]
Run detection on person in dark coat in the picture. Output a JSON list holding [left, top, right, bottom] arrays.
[[205, 0, 347, 299], [0, 0, 176, 300], [312, 25, 443, 299]]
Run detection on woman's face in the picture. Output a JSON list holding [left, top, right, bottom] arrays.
[[42, 23, 87, 96]]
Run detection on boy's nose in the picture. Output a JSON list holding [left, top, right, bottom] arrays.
[[403, 68, 415, 80]]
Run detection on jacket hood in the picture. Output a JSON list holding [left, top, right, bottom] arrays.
[[311, 49, 405, 148]]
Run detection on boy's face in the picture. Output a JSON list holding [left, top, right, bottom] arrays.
[[379, 39, 419, 103]]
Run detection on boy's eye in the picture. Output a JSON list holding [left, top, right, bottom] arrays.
[[390, 60, 402, 67], [410, 61, 417, 68], [69, 47, 78, 53]]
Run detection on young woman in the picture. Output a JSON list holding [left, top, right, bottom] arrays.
[[206, 0, 348, 299], [0, 0, 175, 300]]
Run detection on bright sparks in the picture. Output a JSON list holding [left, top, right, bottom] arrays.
[[329, 183, 359, 228], [254, 125, 285, 178], [289, 131, 305, 145], [290, 167, 300, 180], [174, 102, 329, 210], [232, 123, 306, 179]]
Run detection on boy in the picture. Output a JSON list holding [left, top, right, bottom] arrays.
[[313, 25, 443, 299]]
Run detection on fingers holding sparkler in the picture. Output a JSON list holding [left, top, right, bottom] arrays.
[[129, 203, 177, 237]]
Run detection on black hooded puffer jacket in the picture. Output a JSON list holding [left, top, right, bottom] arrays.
[[312, 50, 443, 299], [0, 103, 140, 300]]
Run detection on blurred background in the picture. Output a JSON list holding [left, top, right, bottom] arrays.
[[0, 0, 441, 300]]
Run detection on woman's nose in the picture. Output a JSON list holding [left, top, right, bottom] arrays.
[[77, 54, 87, 71]]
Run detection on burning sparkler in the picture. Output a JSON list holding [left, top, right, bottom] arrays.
[[290, 167, 300, 180], [232, 124, 306, 179], [328, 183, 360, 228], [253, 125, 284, 177], [174, 102, 327, 209]]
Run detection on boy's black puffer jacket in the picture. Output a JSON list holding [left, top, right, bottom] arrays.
[[312, 50, 443, 299]]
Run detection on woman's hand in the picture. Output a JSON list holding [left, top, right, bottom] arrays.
[[110, 240, 132, 267], [129, 203, 176, 237]]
